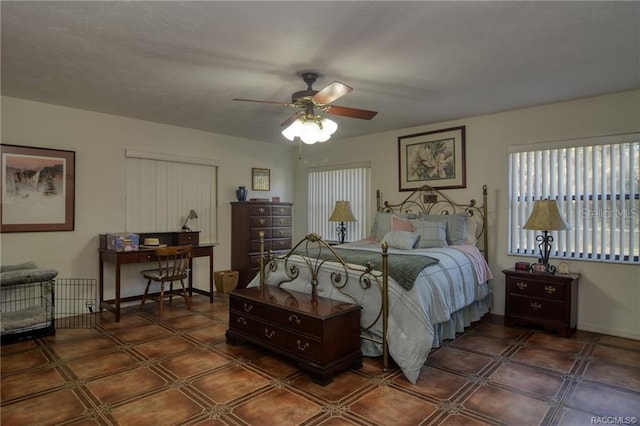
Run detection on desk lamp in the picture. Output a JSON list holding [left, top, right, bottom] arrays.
[[523, 199, 571, 274], [329, 201, 356, 244], [182, 209, 198, 231]]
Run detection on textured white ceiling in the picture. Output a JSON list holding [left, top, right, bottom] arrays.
[[2, 1, 639, 144]]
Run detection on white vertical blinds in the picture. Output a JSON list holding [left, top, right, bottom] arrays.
[[125, 154, 217, 243], [508, 134, 639, 264], [307, 164, 371, 242]]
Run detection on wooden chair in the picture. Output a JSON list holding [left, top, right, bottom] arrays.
[[140, 245, 192, 315]]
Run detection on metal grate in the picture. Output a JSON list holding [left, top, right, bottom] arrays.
[[55, 278, 97, 328], [1, 279, 55, 343]]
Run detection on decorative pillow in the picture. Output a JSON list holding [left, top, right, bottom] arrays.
[[382, 231, 420, 250], [370, 212, 417, 241], [391, 215, 413, 232], [410, 220, 448, 248], [418, 212, 470, 245], [465, 220, 478, 245]]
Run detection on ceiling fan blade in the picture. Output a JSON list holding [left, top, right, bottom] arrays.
[[326, 105, 378, 120], [280, 111, 304, 127], [312, 81, 353, 105], [232, 98, 290, 106]]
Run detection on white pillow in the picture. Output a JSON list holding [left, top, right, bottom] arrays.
[[381, 230, 420, 250], [410, 220, 448, 248]]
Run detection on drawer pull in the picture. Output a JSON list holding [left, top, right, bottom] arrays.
[[517, 282, 528, 290], [296, 340, 309, 351], [279, 219, 285, 225], [259, 219, 266, 225], [530, 302, 542, 311], [243, 303, 253, 313], [278, 241, 285, 247], [258, 207, 265, 214], [236, 317, 247, 326], [278, 230, 284, 236], [277, 208, 285, 214], [544, 285, 557, 294], [264, 328, 275, 339], [288, 314, 301, 325]]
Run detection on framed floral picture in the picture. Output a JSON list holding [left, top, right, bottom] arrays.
[[398, 126, 466, 191], [252, 167, 270, 191], [1, 144, 76, 232]]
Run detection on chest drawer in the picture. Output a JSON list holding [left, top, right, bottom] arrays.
[[250, 239, 272, 253], [286, 334, 321, 361], [272, 227, 292, 238], [229, 297, 268, 318], [271, 308, 322, 336], [250, 228, 272, 240], [272, 206, 292, 216], [255, 322, 287, 347], [229, 311, 258, 335], [272, 216, 292, 227], [249, 206, 271, 216], [271, 239, 292, 251], [250, 216, 272, 227]]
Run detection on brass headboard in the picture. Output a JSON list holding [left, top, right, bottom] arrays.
[[376, 184, 488, 261]]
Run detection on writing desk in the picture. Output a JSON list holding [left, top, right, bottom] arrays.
[[99, 232, 215, 322]]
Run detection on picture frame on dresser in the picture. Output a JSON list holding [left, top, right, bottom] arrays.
[[252, 167, 270, 191]]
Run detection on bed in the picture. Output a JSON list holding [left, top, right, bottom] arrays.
[[247, 185, 493, 384]]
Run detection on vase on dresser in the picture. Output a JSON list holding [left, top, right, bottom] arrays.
[[236, 186, 247, 202]]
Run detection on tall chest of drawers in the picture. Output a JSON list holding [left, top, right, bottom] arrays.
[[502, 268, 580, 337], [231, 202, 293, 288]]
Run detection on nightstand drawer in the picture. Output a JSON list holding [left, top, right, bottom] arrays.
[[509, 296, 565, 321], [534, 281, 565, 300], [507, 277, 535, 296]]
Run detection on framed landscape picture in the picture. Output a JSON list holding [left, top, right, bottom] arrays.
[[1, 144, 75, 232], [398, 126, 466, 191]]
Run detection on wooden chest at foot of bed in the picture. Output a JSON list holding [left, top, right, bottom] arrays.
[[226, 286, 362, 385]]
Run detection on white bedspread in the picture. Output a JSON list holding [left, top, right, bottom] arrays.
[[248, 239, 492, 384]]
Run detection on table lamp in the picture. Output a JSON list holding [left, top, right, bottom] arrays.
[[522, 199, 571, 274], [182, 209, 198, 231], [329, 201, 356, 244]]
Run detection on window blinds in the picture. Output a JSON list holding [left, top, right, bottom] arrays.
[[307, 164, 371, 243], [508, 134, 639, 263]]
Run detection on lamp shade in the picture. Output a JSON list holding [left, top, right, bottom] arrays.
[[281, 116, 338, 144], [329, 201, 356, 222], [523, 200, 571, 231]]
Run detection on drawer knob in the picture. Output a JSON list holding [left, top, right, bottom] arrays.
[[280, 219, 285, 225], [259, 219, 266, 225], [288, 314, 301, 325], [278, 209, 285, 214], [278, 241, 285, 247], [264, 328, 275, 339], [243, 303, 253, 313], [296, 340, 309, 351], [544, 285, 557, 294], [517, 282, 528, 290], [258, 208, 265, 214], [236, 317, 247, 326], [530, 302, 542, 311]]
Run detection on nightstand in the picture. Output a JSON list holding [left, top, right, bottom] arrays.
[[502, 268, 580, 337]]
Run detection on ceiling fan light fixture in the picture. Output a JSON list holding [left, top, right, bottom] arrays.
[[282, 116, 338, 144]]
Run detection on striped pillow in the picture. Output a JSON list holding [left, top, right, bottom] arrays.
[[410, 219, 448, 248]]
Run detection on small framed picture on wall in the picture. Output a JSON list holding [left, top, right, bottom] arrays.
[[252, 168, 270, 191]]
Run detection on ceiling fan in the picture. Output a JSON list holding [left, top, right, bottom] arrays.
[[232, 72, 378, 133]]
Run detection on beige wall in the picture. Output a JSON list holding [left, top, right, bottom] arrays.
[[1, 96, 296, 298], [294, 90, 640, 339], [3, 91, 638, 339]]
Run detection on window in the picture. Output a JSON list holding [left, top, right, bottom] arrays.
[[308, 162, 371, 243], [508, 133, 639, 264], [125, 150, 218, 243]]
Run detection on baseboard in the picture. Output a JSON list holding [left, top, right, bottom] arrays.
[[578, 322, 640, 341]]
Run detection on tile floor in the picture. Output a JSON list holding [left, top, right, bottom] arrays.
[[1, 294, 639, 425]]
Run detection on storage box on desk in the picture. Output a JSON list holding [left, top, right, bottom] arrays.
[[106, 233, 139, 252], [214, 270, 239, 293]]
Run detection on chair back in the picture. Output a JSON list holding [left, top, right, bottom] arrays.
[[155, 245, 192, 280]]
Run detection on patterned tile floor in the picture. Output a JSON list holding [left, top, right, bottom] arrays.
[[1, 294, 639, 425]]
